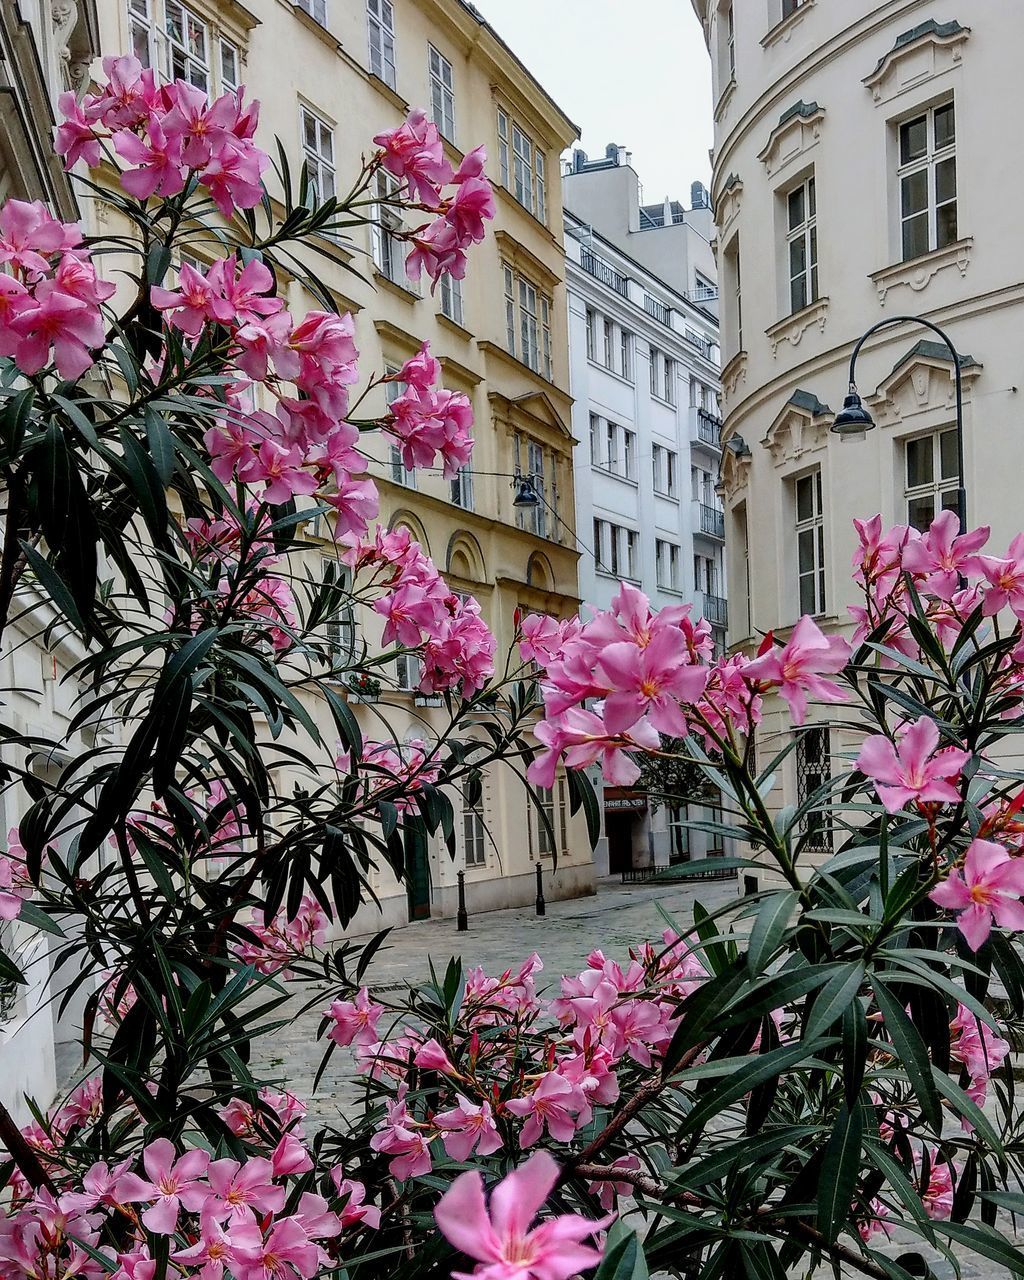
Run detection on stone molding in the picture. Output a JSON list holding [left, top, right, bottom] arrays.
[[757, 100, 825, 177], [765, 296, 829, 357], [863, 19, 970, 105], [869, 238, 973, 304], [761, 391, 832, 467], [761, 0, 816, 50]]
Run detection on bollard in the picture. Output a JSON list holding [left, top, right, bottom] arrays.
[[456, 869, 468, 932], [535, 861, 546, 916]]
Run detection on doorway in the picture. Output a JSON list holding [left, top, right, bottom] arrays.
[[606, 812, 635, 875], [405, 829, 431, 920]]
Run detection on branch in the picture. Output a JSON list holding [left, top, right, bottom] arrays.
[[0, 1095, 53, 1191], [765, 1217, 891, 1280]]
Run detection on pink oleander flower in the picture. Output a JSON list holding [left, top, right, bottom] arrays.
[[433, 1149, 609, 1280], [856, 716, 970, 814], [901, 510, 989, 600], [113, 119, 186, 200], [528, 707, 660, 789], [518, 613, 564, 666], [206, 1156, 285, 1222], [596, 628, 709, 737], [0, 199, 80, 277], [172, 1204, 263, 1280], [979, 533, 1024, 619], [405, 216, 468, 286], [950, 1002, 1011, 1106], [231, 1217, 320, 1280], [326, 987, 384, 1048], [920, 1148, 956, 1221], [413, 1037, 457, 1074], [242, 439, 318, 504], [930, 837, 1024, 950], [395, 341, 440, 390], [444, 175, 495, 244], [330, 1171, 382, 1230], [373, 108, 453, 204], [55, 92, 103, 168], [116, 1138, 210, 1234], [10, 289, 106, 379], [587, 1155, 641, 1212], [743, 615, 851, 725], [200, 136, 269, 217], [435, 1094, 503, 1161], [505, 1070, 589, 1147]]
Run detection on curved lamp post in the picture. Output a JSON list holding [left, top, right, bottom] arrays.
[[831, 314, 967, 534]]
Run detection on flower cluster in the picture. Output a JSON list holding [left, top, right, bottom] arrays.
[[0, 829, 33, 922], [0, 200, 112, 379], [346, 524, 495, 698], [233, 894, 329, 976], [373, 111, 495, 287], [56, 56, 267, 217], [384, 343, 474, 479]]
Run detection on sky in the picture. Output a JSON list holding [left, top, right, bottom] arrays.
[[470, 0, 714, 202]]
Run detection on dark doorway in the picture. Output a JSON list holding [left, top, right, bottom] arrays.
[[405, 830, 431, 920], [607, 812, 635, 875]]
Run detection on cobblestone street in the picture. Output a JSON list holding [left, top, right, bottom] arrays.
[[253, 877, 1007, 1278]]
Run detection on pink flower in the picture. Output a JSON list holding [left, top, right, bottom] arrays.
[[505, 1071, 589, 1147], [55, 92, 102, 168], [231, 1217, 320, 1280], [528, 707, 660, 789], [114, 119, 186, 200], [413, 1037, 457, 1074], [596, 629, 708, 737], [930, 838, 1024, 950], [743, 615, 851, 725], [445, 176, 495, 244], [10, 289, 105, 379], [172, 1204, 262, 1280], [271, 1133, 313, 1177], [920, 1148, 956, 1221], [200, 137, 268, 218], [435, 1094, 503, 1161], [330, 1172, 381, 1230], [116, 1138, 210, 1234], [901, 511, 989, 600], [242, 440, 317, 504], [326, 987, 384, 1048], [433, 1149, 609, 1280], [405, 216, 468, 286], [207, 1156, 285, 1221], [979, 534, 1024, 619], [396, 341, 440, 390], [856, 716, 969, 814], [950, 1002, 1010, 1107], [0, 199, 80, 277], [518, 614, 564, 666], [587, 1155, 641, 1212], [373, 108, 453, 204]]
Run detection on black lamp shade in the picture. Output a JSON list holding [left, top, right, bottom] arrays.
[[831, 391, 876, 435], [512, 475, 541, 508]]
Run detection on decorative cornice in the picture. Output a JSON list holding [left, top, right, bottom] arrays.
[[757, 100, 825, 177], [713, 77, 737, 125], [869, 238, 973, 305], [765, 296, 829, 357], [720, 437, 752, 499], [761, 0, 816, 50], [493, 229, 562, 292], [761, 390, 832, 467], [867, 344, 982, 427], [863, 19, 970, 104], [721, 350, 748, 404], [714, 173, 743, 234]]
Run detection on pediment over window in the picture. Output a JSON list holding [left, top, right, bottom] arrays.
[[761, 390, 832, 466], [714, 173, 743, 234], [863, 19, 970, 104], [757, 100, 825, 177], [866, 341, 981, 426], [720, 435, 752, 498], [490, 389, 574, 442]]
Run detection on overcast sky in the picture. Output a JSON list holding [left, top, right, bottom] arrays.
[[470, 0, 714, 202]]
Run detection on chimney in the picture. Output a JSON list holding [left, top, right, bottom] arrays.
[[691, 180, 709, 209], [572, 148, 588, 172]]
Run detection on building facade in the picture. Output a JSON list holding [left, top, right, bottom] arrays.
[[562, 149, 725, 876], [86, 0, 595, 932], [692, 0, 1024, 887]]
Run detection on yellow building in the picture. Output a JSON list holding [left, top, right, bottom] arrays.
[[88, 0, 595, 930]]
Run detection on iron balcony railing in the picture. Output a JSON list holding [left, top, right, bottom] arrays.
[[685, 284, 719, 305], [685, 330, 714, 360], [696, 408, 722, 447], [644, 294, 673, 327], [699, 502, 725, 540], [580, 248, 630, 297], [704, 592, 728, 627]]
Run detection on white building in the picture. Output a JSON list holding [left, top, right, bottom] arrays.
[[691, 1, 1024, 889], [563, 147, 725, 876]]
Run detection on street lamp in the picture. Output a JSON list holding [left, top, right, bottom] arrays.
[[830, 314, 967, 533], [512, 472, 541, 508]]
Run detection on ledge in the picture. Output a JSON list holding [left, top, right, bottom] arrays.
[[713, 77, 737, 125], [758, 100, 825, 176], [367, 73, 409, 114], [493, 228, 561, 291], [864, 19, 970, 104], [714, 172, 743, 232], [290, 3, 341, 52], [869, 238, 973, 305], [437, 312, 474, 344], [720, 350, 748, 403], [372, 268, 421, 304], [765, 296, 829, 357], [761, 0, 815, 50]]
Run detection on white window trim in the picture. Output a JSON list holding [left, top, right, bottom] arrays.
[[785, 174, 818, 315], [428, 44, 455, 142], [367, 0, 397, 89], [897, 100, 956, 263], [794, 469, 826, 617]]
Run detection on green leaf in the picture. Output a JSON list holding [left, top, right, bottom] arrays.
[[19, 541, 85, 635], [805, 961, 865, 1040], [323, 686, 363, 760], [932, 1067, 1002, 1152], [871, 976, 942, 1131], [817, 1103, 863, 1241], [16, 901, 65, 937], [592, 1222, 650, 1280], [144, 408, 176, 485], [565, 766, 601, 850], [746, 890, 799, 975], [842, 996, 868, 1106], [677, 1037, 826, 1138], [931, 1222, 1024, 1274]]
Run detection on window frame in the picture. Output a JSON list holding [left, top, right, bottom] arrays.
[[656, 538, 680, 591], [794, 468, 826, 617], [439, 271, 464, 326], [903, 427, 959, 530], [463, 787, 487, 866], [296, 0, 328, 25], [450, 464, 474, 511], [502, 262, 552, 379], [300, 104, 337, 205], [785, 174, 818, 315], [428, 43, 455, 142], [367, 0, 397, 90], [496, 109, 547, 223], [796, 725, 833, 852], [372, 170, 404, 283], [897, 100, 957, 263]]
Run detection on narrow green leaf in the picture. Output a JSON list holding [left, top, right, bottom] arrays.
[[871, 976, 942, 1131], [817, 1103, 863, 1241], [842, 996, 868, 1106], [747, 890, 800, 975], [805, 961, 865, 1040]]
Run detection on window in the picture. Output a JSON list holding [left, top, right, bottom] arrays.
[[428, 45, 455, 142], [652, 444, 678, 498], [367, 0, 396, 89], [724, 234, 742, 352], [497, 109, 546, 222], [297, 0, 328, 24], [650, 349, 676, 404], [384, 374, 415, 488], [463, 787, 487, 866], [165, 0, 209, 90], [737, 501, 752, 637], [786, 175, 818, 314], [898, 102, 956, 262], [439, 272, 463, 326], [585, 308, 596, 361], [794, 469, 826, 616], [782, 0, 805, 16], [593, 419, 636, 480], [904, 429, 958, 531], [594, 521, 639, 579], [128, 0, 155, 66], [656, 539, 680, 591], [502, 263, 552, 379], [797, 726, 832, 852], [301, 107, 336, 203], [322, 559, 355, 663], [515, 435, 551, 539], [603, 318, 614, 369], [450, 465, 474, 511], [725, 3, 736, 79], [694, 552, 720, 597], [395, 651, 422, 690], [219, 38, 239, 90], [557, 777, 569, 858], [372, 171, 404, 282], [616, 330, 632, 378]]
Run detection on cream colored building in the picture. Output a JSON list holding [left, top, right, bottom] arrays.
[[89, 0, 594, 931], [692, 1, 1024, 888]]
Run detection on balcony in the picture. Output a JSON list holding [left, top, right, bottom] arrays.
[[689, 405, 723, 450], [580, 248, 630, 297], [699, 591, 729, 628], [644, 294, 673, 327], [696, 501, 725, 540]]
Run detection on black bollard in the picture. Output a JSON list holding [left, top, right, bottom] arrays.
[[456, 869, 468, 932], [535, 861, 546, 916]]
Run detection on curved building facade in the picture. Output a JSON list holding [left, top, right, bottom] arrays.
[[692, 1, 1024, 882]]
